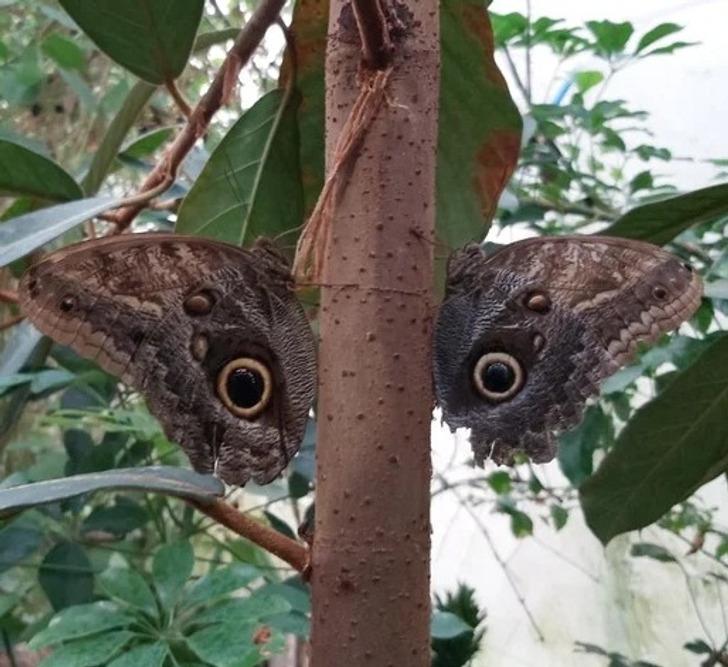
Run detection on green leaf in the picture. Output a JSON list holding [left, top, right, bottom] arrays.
[[683, 639, 712, 655], [30, 602, 134, 648], [635, 23, 683, 54], [0, 522, 43, 573], [705, 279, 728, 300], [186, 622, 259, 667], [57, 0, 204, 84], [183, 564, 261, 608], [437, 0, 522, 247], [431, 611, 471, 639], [107, 642, 168, 667], [586, 20, 634, 57], [82, 499, 149, 537], [194, 594, 292, 626], [176, 89, 303, 245], [580, 335, 728, 544], [489, 12, 528, 47], [486, 471, 511, 494], [37, 630, 134, 667], [0, 321, 44, 376], [630, 542, 676, 563], [0, 467, 223, 517], [573, 70, 604, 94], [558, 406, 613, 486], [0, 196, 120, 267], [603, 182, 728, 244], [42, 34, 86, 71], [38, 541, 94, 610], [99, 567, 158, 617], [550, 505, 569, 531], [119, 127, 175, 161], [153, 540, 194, 609], [509, 510, 533, 538], [0, 139, 82, 201]]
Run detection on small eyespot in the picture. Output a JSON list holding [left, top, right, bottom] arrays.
[[682, 262, 693, 273], [217, 358, 273, 419], [532, 333, 545, 352], [184, 290, 216, 316], [191, 334, 209, 361], [472, 352, 525, 403], [652, 285, 668, 300], [59, 295, 76, 312], [524, 291, 551, 313]]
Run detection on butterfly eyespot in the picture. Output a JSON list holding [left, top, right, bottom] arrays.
[[524, 291, 551, 313], [532, 332, 545, 352], [184, 290, 216, 316], [59, 295, 76, 312], [217, 358, 273, 418], [652, 285, 669, 300], [473, 352, 524, 402]]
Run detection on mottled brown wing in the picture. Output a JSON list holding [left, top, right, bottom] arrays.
[[434, 235, 702, 465], [19, 234, 317, 486]]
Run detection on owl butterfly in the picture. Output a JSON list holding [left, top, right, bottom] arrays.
[[434, 235, 703, 466], [19, 234, 316, 486]]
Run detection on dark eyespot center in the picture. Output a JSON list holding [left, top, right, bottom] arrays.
[[481, 362, 516, 394], [653, 285, 668, 300], [682, 262, 693, 273], [226, 367, 265, 409], [59, 295, 75, 312]]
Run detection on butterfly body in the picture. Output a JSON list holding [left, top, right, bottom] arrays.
[[434, 236, 703, 465], [19, 234, 316, 486]]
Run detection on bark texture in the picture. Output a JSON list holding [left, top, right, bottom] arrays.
[[311, 1, 439, 665]]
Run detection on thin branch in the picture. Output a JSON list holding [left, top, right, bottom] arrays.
[[165, 80, 192, 118], [189, 498, 309, 573], [107, 0, 287, 232], [352, 0, 392, 69], [0, 289, 19, 304]]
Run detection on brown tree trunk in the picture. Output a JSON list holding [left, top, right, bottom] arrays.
[[310, 1, 440, 665]]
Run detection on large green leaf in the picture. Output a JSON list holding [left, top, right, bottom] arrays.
[[0, 466, 224, 516], [282, 0, 521, 246], [57, 0, 204, 84], [580, 334, 728, 544], [175, 89, 304, 245], [152, 540, 194, 609], [37, 630, 134, 667], [30, 602, 134, 648], [38, 542, 94, 610], [603, 182, 728, 244], [437, 0, 522, 246], [107, 642, 168, 667], [0, 196, 120, 267], [0, 140, 82, 201]]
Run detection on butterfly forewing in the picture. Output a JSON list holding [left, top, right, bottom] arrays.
[[19, 234, 317, 486], [434, 235, 702, 466]]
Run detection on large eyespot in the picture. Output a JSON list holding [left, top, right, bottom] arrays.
[[217, 358, 273, 418], [472, 352, 524, 402]]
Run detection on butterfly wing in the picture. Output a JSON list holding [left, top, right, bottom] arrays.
[[434, 236, 702, 465], [19, 234, 317, 486]]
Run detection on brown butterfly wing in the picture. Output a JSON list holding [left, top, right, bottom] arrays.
[[19, 234, 317, 486], [435, 236, 702, 465]]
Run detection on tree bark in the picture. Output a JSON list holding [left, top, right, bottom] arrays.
[[310, 1, 439, 665]]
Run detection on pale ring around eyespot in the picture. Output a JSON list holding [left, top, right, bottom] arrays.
[[472, 351, 524, 402], [216, 358, 273, 419]]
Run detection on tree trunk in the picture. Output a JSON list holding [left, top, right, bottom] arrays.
[[310, 1, 440, 665]]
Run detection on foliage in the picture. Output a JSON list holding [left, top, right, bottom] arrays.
[[0, 0, 726, 665], [431, 584, 486, 667]]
